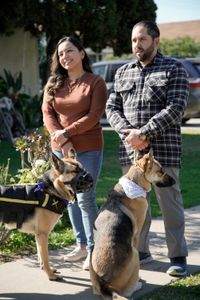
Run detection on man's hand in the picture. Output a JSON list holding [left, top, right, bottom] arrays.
[[122, 128, 149, 150]]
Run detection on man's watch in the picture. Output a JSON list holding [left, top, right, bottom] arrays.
[[139, 132, 147, 141], [63, 130, 70, 139]]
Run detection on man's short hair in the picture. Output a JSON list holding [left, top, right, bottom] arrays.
[[133, 20, 160, 38]]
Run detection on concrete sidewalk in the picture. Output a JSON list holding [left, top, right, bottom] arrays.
[[0, 205, 200, 300]]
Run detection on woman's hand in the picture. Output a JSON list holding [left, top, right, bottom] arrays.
[[51, 129, 68, 146]]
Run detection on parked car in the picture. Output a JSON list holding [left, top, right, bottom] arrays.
[[178, 57, 200, 123], [92, 57, 200, 124], [92, 59, 132, 124]]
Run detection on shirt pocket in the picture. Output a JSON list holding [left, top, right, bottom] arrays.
[[144, 76, 168, 104], [114, 79, 135, 93], [114, 80, 137, 109]]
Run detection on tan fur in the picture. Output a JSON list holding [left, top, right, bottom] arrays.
[[90, 149, 175, 299], [2, 150, 92, 281]]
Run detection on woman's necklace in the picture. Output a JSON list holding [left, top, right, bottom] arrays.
[[67, 73, 84, 94]]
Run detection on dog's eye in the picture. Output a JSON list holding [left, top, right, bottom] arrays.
[[73, 165, 84, 174], [157, 170, 163, 176]]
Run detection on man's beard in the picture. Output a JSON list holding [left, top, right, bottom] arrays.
[[139, 42, 155, 62]]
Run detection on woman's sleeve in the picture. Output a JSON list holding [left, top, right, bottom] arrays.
[[41, 86, 62, 134]]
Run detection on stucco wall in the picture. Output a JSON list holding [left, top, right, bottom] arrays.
[[158, 20, 200, 42], [0, 29, 40, 96]]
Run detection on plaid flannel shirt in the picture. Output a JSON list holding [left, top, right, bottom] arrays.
[[106, 52, 189, 167]]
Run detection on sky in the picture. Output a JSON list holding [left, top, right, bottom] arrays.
[[154, 0, 200, 24]]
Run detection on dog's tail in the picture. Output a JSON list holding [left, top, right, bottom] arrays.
[[94, 275, 113, 297], [95, 278, 128, 300]]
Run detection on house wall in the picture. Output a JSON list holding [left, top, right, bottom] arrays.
[[0, 29, 40, 96], [158, 20, 200, 42]]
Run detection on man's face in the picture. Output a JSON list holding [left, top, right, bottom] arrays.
[[131, 25, 159, 64]]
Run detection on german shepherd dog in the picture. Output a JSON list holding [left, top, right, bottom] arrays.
[[0, 149, 93, 280], [90, 149, 175, 299]]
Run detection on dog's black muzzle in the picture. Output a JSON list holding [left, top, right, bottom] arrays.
[[65, 170, 93, 194], [155, 173, 176, 188]]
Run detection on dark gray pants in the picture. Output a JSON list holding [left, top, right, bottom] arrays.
[[122, 166, 188, 258]]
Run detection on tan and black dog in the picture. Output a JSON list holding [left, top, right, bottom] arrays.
[[90, 149, 175, 300], [0, 149, 93, 280]]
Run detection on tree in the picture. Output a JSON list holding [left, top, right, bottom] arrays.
[[0, 0, 157, 54], [112, 0, 157, 55], [159, 37, 200, 57], [0, 0, 157, 82]]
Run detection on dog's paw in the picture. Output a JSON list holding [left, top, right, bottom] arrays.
[[122, 281, 142, 299], [52, 267, 59, 273], [112, 293, 128, 300], [134, 281, 142, 292], [49, 273, 63, 281]]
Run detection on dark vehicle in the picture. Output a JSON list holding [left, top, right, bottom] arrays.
[[178, 58, 200, 123], [92, 59, 131, 124], [92, 59, 131, 94], [93, 58, 200, 124]]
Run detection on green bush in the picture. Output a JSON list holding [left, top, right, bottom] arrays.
[[0, 69, 43, 130]]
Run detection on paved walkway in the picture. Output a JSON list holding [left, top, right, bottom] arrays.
[[0, 205, 200, 300]]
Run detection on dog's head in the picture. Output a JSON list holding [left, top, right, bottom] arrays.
[[133, 149, 175, 191], [42, 149, 93, 201]]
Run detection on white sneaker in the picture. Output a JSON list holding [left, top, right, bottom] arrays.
[[82, 252, 91, 270], [63, 247, 87, 262]]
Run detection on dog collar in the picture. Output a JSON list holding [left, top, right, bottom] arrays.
[[119, 177, 146, 199], [34, 181, 47, 192]]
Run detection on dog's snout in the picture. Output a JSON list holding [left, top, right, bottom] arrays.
[[84, 173, 93, 183], [81, 172, 93, 188], [74, 171, 93, 193], [155, 174, 176, 188]]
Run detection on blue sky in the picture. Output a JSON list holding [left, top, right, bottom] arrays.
[[154, 0, 200, 23]]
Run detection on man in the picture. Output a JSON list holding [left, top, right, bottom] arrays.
[[106, 20, 189, 277]]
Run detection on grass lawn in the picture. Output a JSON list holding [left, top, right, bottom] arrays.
[[139, 272, 200, 300], [0, 131, 200, 214]]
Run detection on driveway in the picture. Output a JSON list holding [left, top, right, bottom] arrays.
[[181, 118, 200, 134]]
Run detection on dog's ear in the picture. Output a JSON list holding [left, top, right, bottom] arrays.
[[148, 148, 154, 159], [52, 152, 65, 173], [137, 156, 148, 171], [137, 148, 154, 171], [145, 148, 154, 170], [68, 148, 77, 160]]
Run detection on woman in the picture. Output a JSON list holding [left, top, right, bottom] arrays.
[[42, 36, 107, 270]]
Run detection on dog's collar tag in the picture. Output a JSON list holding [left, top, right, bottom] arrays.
[[119, 177, 146, 199]]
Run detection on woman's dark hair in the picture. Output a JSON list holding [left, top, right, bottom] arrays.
[[51, 36, 92, 75], [133, 20, 160, 38], [46, 36, 92, 100]]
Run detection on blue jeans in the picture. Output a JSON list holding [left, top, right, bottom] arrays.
[[53, 149, 103, 252]]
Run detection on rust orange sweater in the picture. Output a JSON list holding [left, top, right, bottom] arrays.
[[42, 72, 107, 153]]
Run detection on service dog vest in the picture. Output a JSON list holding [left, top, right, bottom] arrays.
[[0, 184, 68, 229]]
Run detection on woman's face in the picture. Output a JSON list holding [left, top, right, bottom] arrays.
[[57, 40, 84, 71]]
